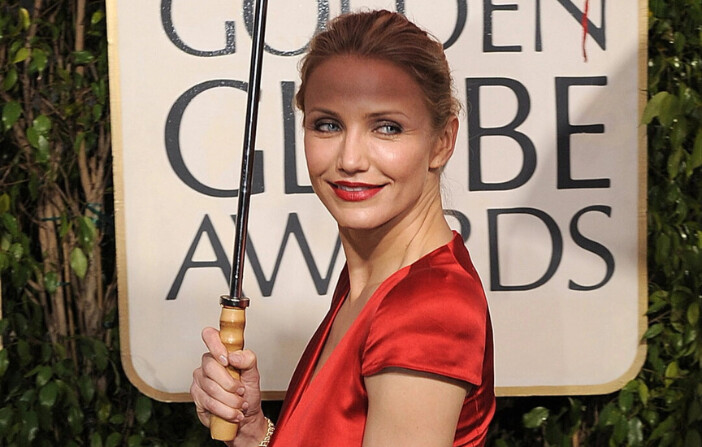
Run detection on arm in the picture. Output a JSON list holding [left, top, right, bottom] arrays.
[[190, 327, 269, 447], [362, 368, 470, 447]]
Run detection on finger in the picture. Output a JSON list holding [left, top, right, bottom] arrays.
[[201, 353, 240, 393], [202, 327, 229, 366], [194, 400, 211, 427], [228, 349, 257, 371], [193, 389, 246, 424], [191, 370, 247, 422]]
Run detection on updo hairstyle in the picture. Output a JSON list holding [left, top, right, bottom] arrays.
[[296, 10, 460, 132]]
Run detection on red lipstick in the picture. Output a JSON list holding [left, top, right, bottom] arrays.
[[331, 181, 383, 202]]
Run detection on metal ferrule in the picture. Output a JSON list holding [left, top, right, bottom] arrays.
[[220, 294, 251, 309]]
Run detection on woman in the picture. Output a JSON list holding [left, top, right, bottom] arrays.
[[191, 10, 495, 447]]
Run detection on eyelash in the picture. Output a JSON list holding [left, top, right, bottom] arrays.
[[310, 119, 403, 135], [376, 122, 402, 135], [314, 120, 341, 132]]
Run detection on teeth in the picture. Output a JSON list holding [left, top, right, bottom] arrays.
[[338, 185, 367, 192]]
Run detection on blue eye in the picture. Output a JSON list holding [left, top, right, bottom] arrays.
[[376, 123, 402, 135], [315, 121, 341, 132]]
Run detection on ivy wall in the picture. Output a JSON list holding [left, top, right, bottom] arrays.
[[0, 0, 700, 445]]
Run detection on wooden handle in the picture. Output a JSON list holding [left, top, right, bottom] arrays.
[[210, 306, 247, 441]]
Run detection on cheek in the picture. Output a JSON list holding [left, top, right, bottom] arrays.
[[380, 145, 431, 180], [303, 140, 330, 178]]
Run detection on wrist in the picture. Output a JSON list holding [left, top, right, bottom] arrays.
[[227, 413, 271, 447], [258, 417, 275, 446]]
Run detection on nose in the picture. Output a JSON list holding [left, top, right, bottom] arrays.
[[337, 128, 370, 173]]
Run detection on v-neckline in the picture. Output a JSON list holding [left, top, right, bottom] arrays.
[[303, 262, 410, 393]]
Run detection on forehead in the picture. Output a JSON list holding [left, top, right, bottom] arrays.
[[303, 55, 429, 113]]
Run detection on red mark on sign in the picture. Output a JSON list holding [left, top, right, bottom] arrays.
[[581, 0, 590, 62]]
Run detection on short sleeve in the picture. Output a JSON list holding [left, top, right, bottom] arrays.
[[361, 262, 489, 386]]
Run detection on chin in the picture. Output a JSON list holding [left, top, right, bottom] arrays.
[[333, 214, 387, 232]]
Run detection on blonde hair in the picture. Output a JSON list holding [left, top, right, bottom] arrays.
[[296, 10, 460, 131]]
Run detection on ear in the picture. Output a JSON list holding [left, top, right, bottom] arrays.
[[429, 115, 459, 170]]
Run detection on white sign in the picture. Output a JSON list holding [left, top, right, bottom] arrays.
[[107, 0, 647, 401]]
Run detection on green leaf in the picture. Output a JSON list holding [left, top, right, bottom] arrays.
[[39, 382, 58, 407], [17, 339, 31, 366], [685, 429, 702, 447], [106, 432, 122, 447], [8, 242, 24, 261], [127, 434, 143, 447], [644, 322, 664, 340], [641, 408, 659, 427], [2, 101, 22, 131], [21, 410, 39, 442], [688, 301, 700, 325], [1, 68, 18, 90], [0, 349, 8, 377], [91, 10, 106, 25], [35, 365, 52, 387], [78, 216, 97, 251], [44, 271, 59, 294], [691, 130, 702, 170], [641, 91, 670, 124], [668, 147, 684, 179], [670, 117, 689, 149], [1, 213, 19, 236], [67, 406, 84, 436], [73, 50, 95, 64], [93, 339, 109, 371], [33, 115, 51, 134], [109, 414, 125, 424], [12, 47, 30, 64], [27, 126, 39, 148], [665, 361, 680, 387], [30, 48, 48, 72], [522, 406, 549, 429], [135, 396, 152, 425], [73, 131, 86, 153], [613, 412, 628, 444], [649, 416, 675, 441], [598, 403, 621, 427], [70, 247, 88, 278], [19, 7, 31, 30], [690, 400, 702, 424], [618, 389, 634, 413], [91, 433, 103, 447], [0, 406, 13, 435], [638, 380, 649, 405], [93, 103, 103, 121], [659, 93, 680, 127], [627, 418, 644, 446], [78, 375, 96, 402], [97, 401, 111, 423], [36, 134, 50, 163], [0, 194, 9, 214]]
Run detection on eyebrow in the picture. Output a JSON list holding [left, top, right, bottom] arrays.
[[305, 107, 341, 117], [366, 110, 409, 120], [307, 107, 409, 121]]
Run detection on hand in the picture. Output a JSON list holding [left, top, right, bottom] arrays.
[[191, 327, 267, 446]]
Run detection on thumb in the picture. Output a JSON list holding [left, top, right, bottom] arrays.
[[229, 350, 260, 384]]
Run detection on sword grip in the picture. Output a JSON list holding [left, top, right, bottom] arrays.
[[210, 306, 247, 441]]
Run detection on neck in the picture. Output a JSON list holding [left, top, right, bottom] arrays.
[[339, 193, 453, 302]]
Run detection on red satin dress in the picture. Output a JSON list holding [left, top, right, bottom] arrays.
[[270, 232, 495, 446]]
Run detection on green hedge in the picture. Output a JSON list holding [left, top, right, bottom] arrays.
[[1, 0, 700, 445]]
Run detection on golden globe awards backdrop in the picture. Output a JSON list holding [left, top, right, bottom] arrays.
[[106, 0, 647, 401]]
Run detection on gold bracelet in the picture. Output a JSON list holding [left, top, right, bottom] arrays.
[[258, 417, 275, 446]]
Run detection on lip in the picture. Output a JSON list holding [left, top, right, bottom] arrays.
[[330, 181, 384, 202]]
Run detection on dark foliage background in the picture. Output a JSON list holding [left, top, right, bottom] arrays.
[[1, 0, 700, 445]]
